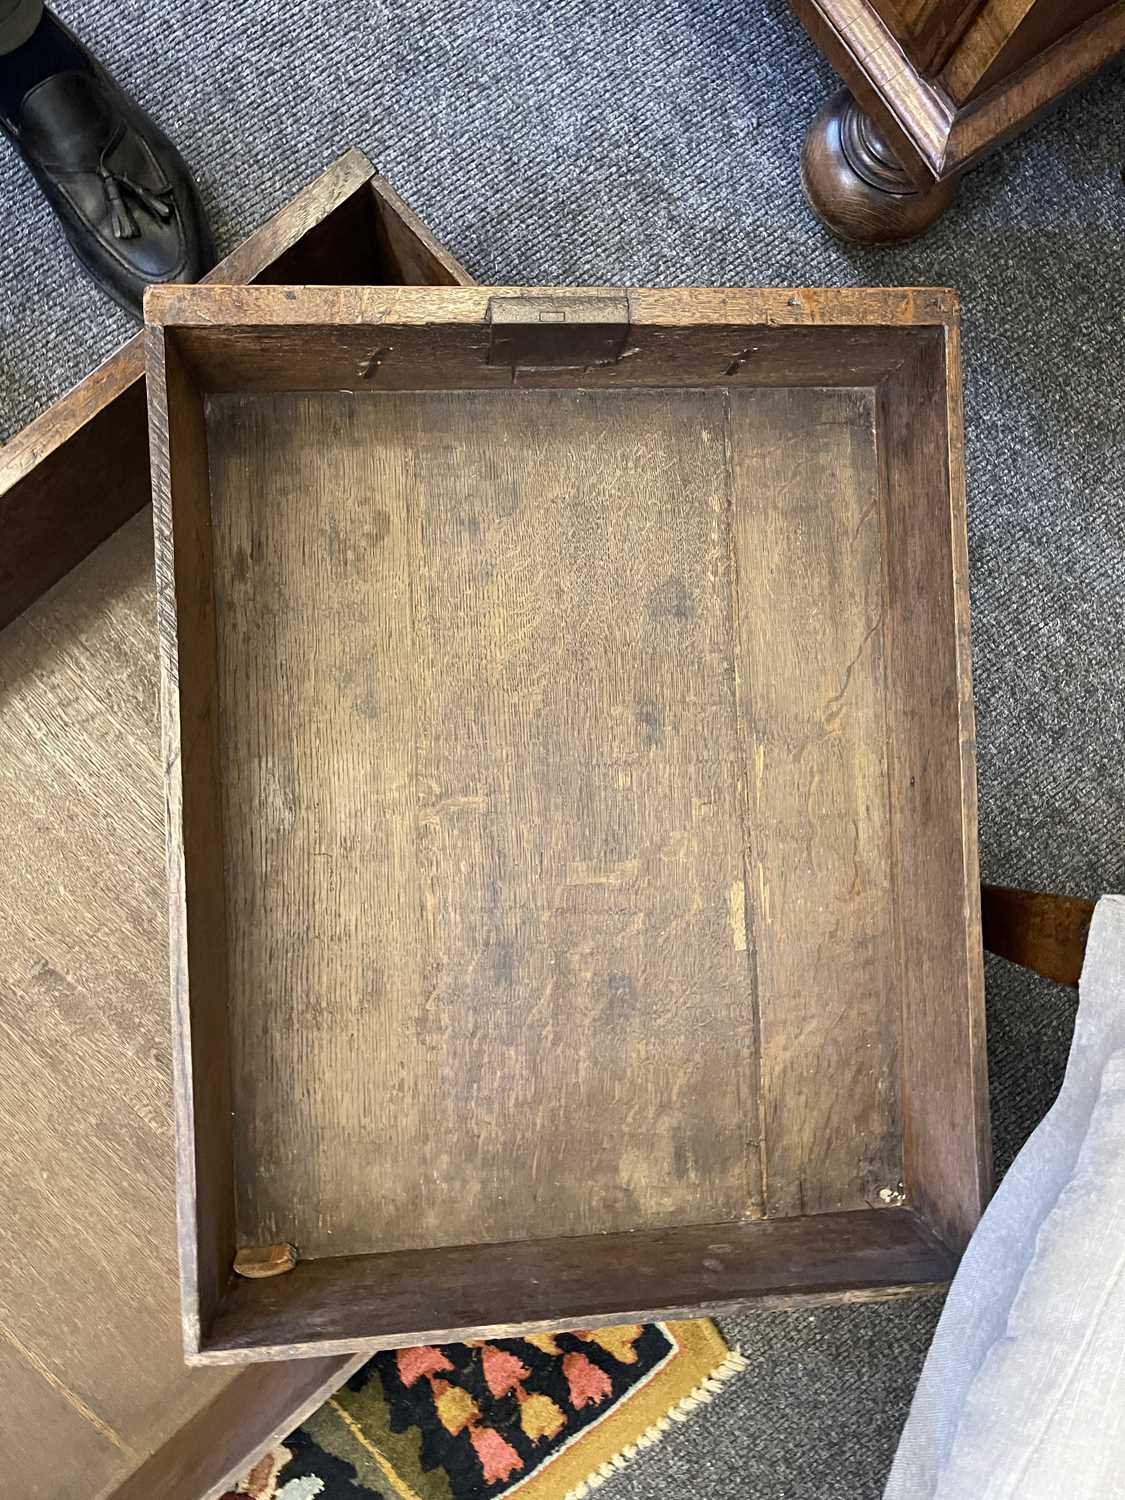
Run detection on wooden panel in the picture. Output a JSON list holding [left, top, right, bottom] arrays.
[[981, 884, 1095, 986], [0, 1337, 123, 1500], [940, 0, 1115, 101], [148, 328, 236, 1354], [202, 1209, 956, 1362], [109, 1356, 368, 1500], [0, 515, 230, 1491], [877, 334, 989, 1252], [207, 387, 759, 1257], [0, 147, 472, 634], [148, 286, 953, 398], [875, 0, 988, 70], [728, 387, 901, 1217]]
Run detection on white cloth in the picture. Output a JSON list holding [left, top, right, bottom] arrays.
[[885, 894, 1125, 1500]]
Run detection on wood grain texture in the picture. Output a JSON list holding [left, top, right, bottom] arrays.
[[207, 388, 759, 1257], [728, 387, 902, 1217], [876, 0, 989, 71], [877, 331, 989, 1253], [940, 0, 1114, 101], [981, 884, 1095, 986], [146, 284, 955, 397], [199, 1209, 955, 1362], [0, 507, 377, 1496], [148, 327, 236, 1354], [109, 1355, 367, 1500], [0, 515, 227, 1489], [790, 0, 1125, 187], [0, 147, 471, 633]]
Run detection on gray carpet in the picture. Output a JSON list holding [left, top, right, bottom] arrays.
[[3, 2, 1124, 1495]]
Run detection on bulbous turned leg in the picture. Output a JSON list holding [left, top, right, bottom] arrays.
[[800, 89, 958, 245]]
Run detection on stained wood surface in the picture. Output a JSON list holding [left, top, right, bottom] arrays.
[[877, 334, 989, 1253], [0, 147, 472, 633], [940, 0, 1114, 100], [207, 388, 760, 1257], [729, 387, 902, 1217], [200, 1207, 956, 1362], [149, 328, 236, 1350], [789, 0, 1125, 184], [0, 510, 362, 1497], [0, 516, 225, 1492], [981, 884, 1095, 986], [146, 285, 956, 397]]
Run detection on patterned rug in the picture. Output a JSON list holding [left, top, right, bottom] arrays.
[[226, 1322, 744, 1500]]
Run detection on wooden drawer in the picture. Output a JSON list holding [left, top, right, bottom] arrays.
[[146, 284, 989, 1364]]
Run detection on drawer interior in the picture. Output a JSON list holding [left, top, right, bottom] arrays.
[[206, 383, 899, 1260]]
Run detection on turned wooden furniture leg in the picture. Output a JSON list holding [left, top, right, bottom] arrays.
[[801, 89, 958, 245], [981, 884, 1096, 988]]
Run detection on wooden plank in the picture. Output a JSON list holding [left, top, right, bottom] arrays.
[[144, 285, 955, 397], [0, 514, 229, 1488], [148, 328, 236, 1355], [877, 333, 989, 1253], [0, 1337, 124, 1500], [109, 1356, 367, 1500], [206, 387, 758, 1257], [727, 387, 901, 1217], [0, 148, 473, 634], [200, 1208, 956, 1362], [981, 884, 1095, 986]]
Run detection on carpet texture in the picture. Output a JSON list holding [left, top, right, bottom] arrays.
[[2, 3, 1123, 1496], [227, 1323, 744, 1500]]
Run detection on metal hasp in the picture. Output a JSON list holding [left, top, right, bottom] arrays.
[[486, 293, 632, 371]]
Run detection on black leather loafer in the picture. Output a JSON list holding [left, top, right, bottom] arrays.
[[0, 18, 213, 317]]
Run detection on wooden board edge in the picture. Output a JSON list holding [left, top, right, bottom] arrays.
[[188, 1267, 956, 1365], [105, 1353, 367, 1500], [145, 323, 204, 1359], [188, 1210, 956, 1364], [943, 317, 992, 1222], [369, 173, 477, 286], [142, 283, 961, 330]]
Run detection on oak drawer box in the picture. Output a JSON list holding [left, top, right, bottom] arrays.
[[146, 284, 988, 1364]]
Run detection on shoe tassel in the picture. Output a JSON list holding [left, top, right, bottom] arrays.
[[99, 165, 175, 240]]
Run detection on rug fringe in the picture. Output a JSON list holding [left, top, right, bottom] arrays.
[[561, 1345, 749, 1499]]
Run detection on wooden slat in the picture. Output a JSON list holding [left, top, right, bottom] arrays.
[[981, 884, 1095, 986], [148, 328, 236, 1355], [877, 332, 990, 1252], [728, 387, 901, 1216], [200, 1208, 956, 1362]]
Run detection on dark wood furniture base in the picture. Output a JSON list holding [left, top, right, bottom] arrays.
[[802, 89, 959, 244], [791, 0, 1125, 242]]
